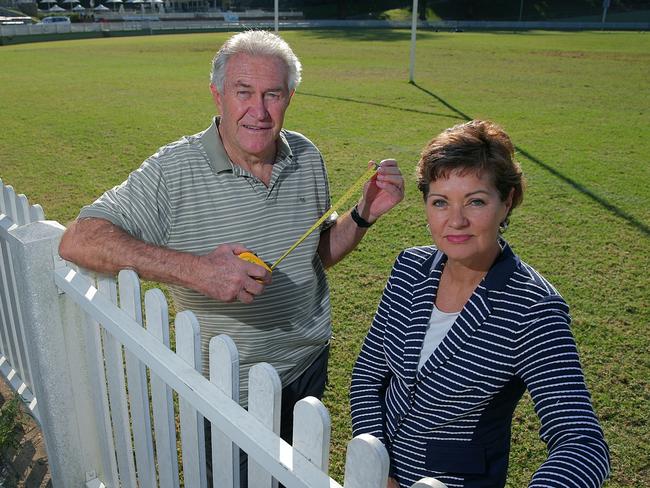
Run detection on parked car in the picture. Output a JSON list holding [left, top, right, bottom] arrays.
[[41, 16, 71, 24], [0, 15, 35, 25]]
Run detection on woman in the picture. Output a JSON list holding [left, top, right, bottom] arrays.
[[350, 120, 610, 488]]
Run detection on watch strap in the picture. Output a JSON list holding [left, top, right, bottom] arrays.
[[351, 205, 373, 228]]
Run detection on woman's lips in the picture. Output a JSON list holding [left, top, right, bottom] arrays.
[[446, 234, 471, 244]]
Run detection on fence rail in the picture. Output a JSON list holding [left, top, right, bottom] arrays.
[[1, 18, 648, 39], [0, 178, 447, 488]]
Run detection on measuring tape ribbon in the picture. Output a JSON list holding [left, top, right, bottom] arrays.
[[269, 163, 378, 270]]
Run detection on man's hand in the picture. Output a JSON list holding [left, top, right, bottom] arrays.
[[316, 158, 404, 269], [357, 159, 405, 223], [58, 218, 271, 304], [193, 244, 272, 303]]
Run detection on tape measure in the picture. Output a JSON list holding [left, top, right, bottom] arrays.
[[238, 163, 378, 272], [270, 163, 378, 270]]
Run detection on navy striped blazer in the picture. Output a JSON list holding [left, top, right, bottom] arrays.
[[350, 243, 610, 488]]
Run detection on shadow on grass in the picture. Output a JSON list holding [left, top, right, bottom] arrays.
[[297, 91, 463, 121], [416, 82, 650, 237], [297, 28, 441, 42]]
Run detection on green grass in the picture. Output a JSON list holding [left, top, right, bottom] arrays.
[[0, 394, 24, 453], [0, 30, 648, 487]]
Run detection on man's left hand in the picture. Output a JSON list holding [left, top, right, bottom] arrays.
[[357, 159, 405, 223]]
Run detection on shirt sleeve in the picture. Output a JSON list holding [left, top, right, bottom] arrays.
[[516, 295, 611, 488], [78, 156, 172, 246], [317, 152, 337, 232]]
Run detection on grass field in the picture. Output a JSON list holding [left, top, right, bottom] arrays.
[[0, 29, 648, 487]]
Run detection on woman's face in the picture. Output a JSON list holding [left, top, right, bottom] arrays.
[[425, 170, 512, 269]]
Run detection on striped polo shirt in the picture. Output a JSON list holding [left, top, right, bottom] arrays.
[[80, 117, 333, 406]]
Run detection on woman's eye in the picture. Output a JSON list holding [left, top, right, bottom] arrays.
[[469, 199, 486, 207], [431, 199, 447, 208]]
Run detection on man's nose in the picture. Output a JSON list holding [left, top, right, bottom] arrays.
[[248, 95, 269, 119]]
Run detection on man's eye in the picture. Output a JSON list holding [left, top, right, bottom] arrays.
[[237, 91, 250, 97], [265, 92, 280, 100]]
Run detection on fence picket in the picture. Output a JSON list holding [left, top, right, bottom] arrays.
[[293, 397, 330, 472], [209, 335, 240, 488], [176, 310, 207, 488], [78, 268, 120, 488], [411, 479, 449, 488], [118, 270, 156, 488], [29, 203, 45, 222], [145, 288, 180, 488], [98, 275, 137, 488], [249, 362, 282, 488], [3, 185, 17, 222], [0, 179, 4, 214], [343, 434, 389, 488], [16, 194, 29, 226]]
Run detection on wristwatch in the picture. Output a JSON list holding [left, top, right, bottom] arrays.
[[350, 205, 373, 228]]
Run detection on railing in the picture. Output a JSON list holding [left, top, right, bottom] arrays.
[[2, 18, 649, 39], [0, 179, 447, 488]]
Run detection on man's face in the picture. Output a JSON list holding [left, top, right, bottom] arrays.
[[211, 53, 293, 165]]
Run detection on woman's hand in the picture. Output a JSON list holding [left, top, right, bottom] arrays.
[[387, 476, 400, 488]]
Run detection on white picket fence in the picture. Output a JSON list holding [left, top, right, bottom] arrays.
[[0, 178, 447, 488]]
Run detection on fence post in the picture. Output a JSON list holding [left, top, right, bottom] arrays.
[[343, 434, 389, 488], [8, 220, 106, 486]]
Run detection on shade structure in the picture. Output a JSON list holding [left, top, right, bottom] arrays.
[[93, 4, 109, 9], [72, 4, 85, 11], [48, 5, 66, 11], [39, 0, 58, 4], [62, 0, 80, 4]]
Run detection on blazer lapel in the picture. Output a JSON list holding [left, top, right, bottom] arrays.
[[417, 242, 518, 377], [400, 251, 443, 382]]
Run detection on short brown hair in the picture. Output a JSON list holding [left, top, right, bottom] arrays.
[[416, 120, 525, 227]]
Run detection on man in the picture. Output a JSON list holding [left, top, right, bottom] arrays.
[[58, 30, 404, 442]]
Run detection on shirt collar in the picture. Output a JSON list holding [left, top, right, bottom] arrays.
[[199, 116, 294, 174]]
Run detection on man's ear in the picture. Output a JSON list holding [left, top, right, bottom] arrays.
[[209, 83, 222, 110]]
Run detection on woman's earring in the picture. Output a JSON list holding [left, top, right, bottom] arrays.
[[499, 220, 509, 232]]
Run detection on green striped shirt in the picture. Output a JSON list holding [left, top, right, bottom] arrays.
[[80, 117, 333, 405]]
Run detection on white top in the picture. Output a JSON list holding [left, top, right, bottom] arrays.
[[417, 304, 460, 370]]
